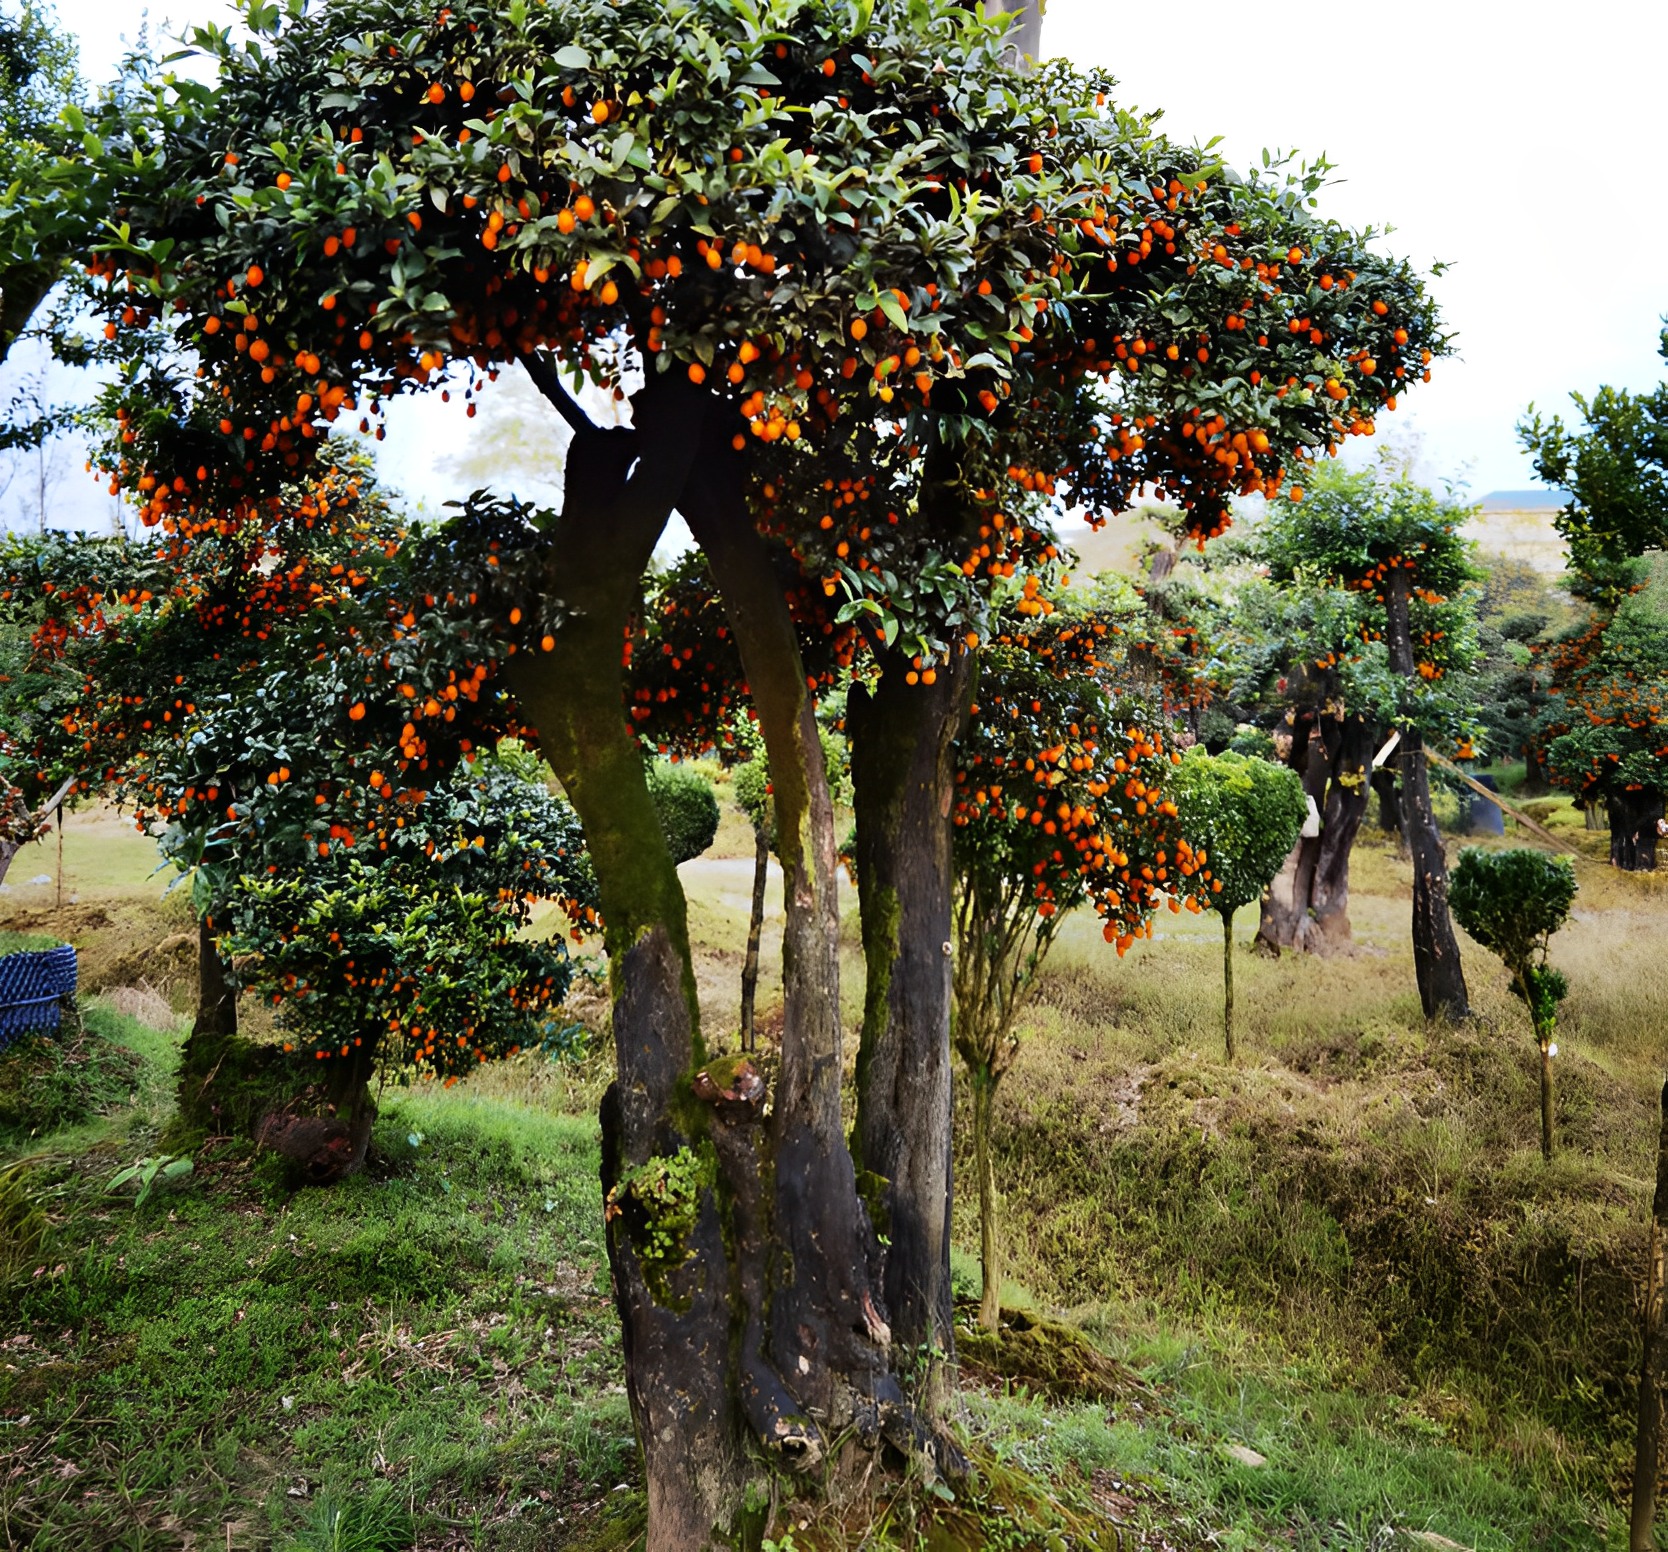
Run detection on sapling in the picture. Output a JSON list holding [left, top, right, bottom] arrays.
[[1170, 749, 1307, 1059], [1449, 847, 1577, 1161]]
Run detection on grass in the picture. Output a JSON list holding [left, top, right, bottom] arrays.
[[2, 808, 1664, 1548]]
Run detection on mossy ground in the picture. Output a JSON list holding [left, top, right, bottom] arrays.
[[1, 804, 1662, 1548]]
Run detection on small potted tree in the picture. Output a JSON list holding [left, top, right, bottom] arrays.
[[1170, 749, 1307, 1059], [1449, 847, 1577, 1161]]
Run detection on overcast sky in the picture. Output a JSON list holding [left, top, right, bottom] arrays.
[[8, 0, 1666, 530]]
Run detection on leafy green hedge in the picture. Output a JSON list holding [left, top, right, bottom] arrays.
[[646, 761, 719, 865]]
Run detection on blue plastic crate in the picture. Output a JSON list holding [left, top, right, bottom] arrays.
[[0, 945, 78, 1050]]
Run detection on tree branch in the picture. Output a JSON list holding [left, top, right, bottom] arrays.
[[518, 349, 604, 436]]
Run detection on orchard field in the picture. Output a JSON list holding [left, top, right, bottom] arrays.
[[0, 754, 1664, 1550], [3, 0, 1668, 1548]]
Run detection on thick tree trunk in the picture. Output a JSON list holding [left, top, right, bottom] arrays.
[[1385, 574, 1470, 1022], [1586, 799, 1607, 833], [848, 646, 972, 1391], [1631, 1079, 1668, 1551], [971, 1068, 1000, 1333], [1221, 908, 1236, 1060], [509, 379, 749, 1549], [174, 912, 244, 1132], [739, 821, 769, 1051], [1611, 789, 1664, 872], [682, 423, 946, 1489], [322, 1038, 378, 1175], [1256, 711, 1372, 955], [0, 263, 56, 365]]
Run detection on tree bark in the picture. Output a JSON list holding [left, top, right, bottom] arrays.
[[0, 263, 56, 366], [971, 1067, 1000, 1333], [1385, 573, 1470, 1022], [1221, 908, 1236, 1060], [739, 820, 769, 1051], [848, 646, 972, 1393], [173, 912, 244, 1132], [1631, 1079, 1668, 1552], [1371, 766, 1402, 836], [509, 377, 749, 1549], [1610, 789, 1664, 872], [1256, 711, 1372, 955], [681, 420, 946, 1487]]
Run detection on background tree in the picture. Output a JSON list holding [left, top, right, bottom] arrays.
[[1534, 600, 1668, 871], [1169, 746, 1306, 1057], [1448, 847, 1576, 1162], [1230, 577, 1402, 953], [65, 0, 1447, 1534], [644, 758, 720, 866], [224, 753, 594, 1176], [1520, 324, 1668, 598], [950, 593, 1200, 1328], [0, 0, 81, 359], [1260, 463, 1481, 1019]]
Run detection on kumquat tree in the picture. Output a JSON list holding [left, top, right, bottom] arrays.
[[948, 589, 1203, 1332], [33, 0, 1449, 1536], [1257, 462, 1482, 1020], [0, 462, 598, 1165]]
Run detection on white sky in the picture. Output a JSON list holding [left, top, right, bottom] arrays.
[[8, 0, 1667, 530]]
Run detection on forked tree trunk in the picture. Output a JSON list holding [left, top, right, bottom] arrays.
[[970, 1066, 1000, 1333], [1611, 789, 1664, 872], [1256, 709, 1373, 955], [739, 820, 769, 1051], [510, 380, 749, 1549], [682, 420, 946, 1512], [1385, 573, 1470, 1022], [1631, 1079, 1668, 1551], [848, 646, 972, 1393]]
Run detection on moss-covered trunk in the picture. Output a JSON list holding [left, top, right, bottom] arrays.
[[685, 416, 949, 1510], [848, 646, 972, 1392], [508, 377, 748, 1550], [1632, 1079, 1668, 1551], [1385, 573, 1469, 1022], [173, 913, 250, 1135]]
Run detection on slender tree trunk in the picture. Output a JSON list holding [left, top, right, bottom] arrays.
[[1587, 799, 1607, 833], [971, 1067, 1001, 1333], [1385, 573, 1470, 1022], [1538, 1029, 1556, 1164], [1631, 1079, 1668, 1551], [1372, 766, 1402, 835], [1611, 789, 1664, 872], [848, 646, 972, 1395], [1221, 908, 1236, 1061], [322, 1039, 378, 1175], [739, 820, 769, 1051]]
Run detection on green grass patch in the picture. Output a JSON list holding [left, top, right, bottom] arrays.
[[0, 1050, 634, 1551]]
